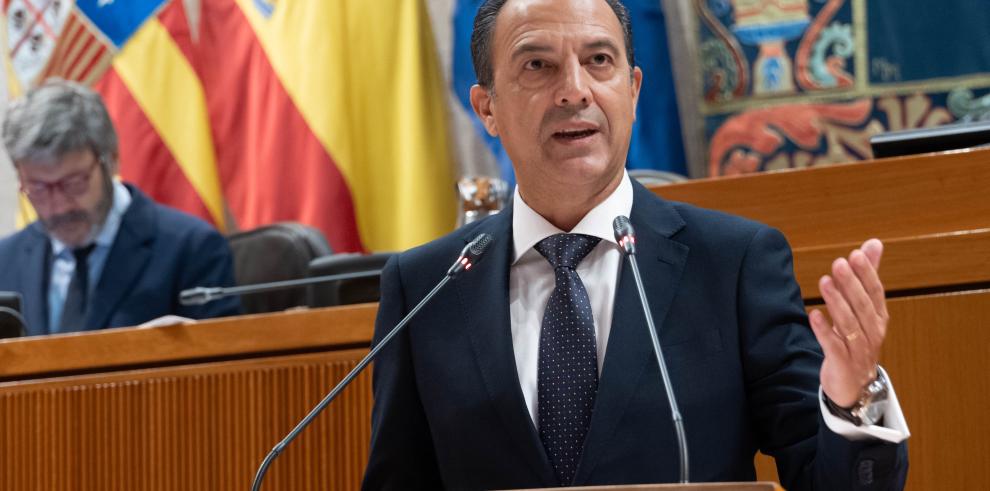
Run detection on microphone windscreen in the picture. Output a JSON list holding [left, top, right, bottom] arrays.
[[612, 215, 635, 240], [612, 216, 636, 254], [468, 233, 494, 258]]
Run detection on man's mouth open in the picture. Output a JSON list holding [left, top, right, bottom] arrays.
[[552, 129, 599, 141]]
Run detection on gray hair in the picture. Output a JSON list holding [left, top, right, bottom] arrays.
[[3, 78, 118, 174]]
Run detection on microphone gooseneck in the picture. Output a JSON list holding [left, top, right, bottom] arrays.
[[250, 233, 494, 491], [612, 216, 690, 484], [179, 270, 384, 306]]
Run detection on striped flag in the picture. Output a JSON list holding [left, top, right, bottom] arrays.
[[4, 0, 457, 252], [37, 5, 112, 86], [212, 0, 456, 251], [4, 0, 227, 231]]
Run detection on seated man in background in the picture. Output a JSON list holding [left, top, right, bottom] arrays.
[[0, 79, 240, 336]]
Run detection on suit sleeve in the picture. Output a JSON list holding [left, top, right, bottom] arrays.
[[175, 226, 242, 319], [361, 255, 443, 490], [737, 226, 908, 491]]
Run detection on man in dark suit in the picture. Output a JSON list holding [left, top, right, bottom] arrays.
[[0, 79, 240, 336], [364, 0, 908, 489]]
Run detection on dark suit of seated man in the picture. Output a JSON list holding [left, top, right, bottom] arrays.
[[0, 79, 240, 336], [363, 1, 909, 489]]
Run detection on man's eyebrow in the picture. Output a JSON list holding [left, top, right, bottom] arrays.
[[510, 42, 554, 62], [585, 39, 621, 57]]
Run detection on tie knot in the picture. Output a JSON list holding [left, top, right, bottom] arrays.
[[535, 233, 601, 270], [72, 244, 96, 264]]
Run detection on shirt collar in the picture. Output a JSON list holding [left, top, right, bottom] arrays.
[[50, 179, 133, 256], [512, 170, 634, 264]]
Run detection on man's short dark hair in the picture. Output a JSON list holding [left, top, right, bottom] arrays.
[[470, 0, 635, 89]]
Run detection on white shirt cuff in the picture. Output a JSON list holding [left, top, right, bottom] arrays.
[[819, 366, 911, 443]]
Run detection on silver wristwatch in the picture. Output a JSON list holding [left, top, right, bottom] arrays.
[[824, 367, 890, 426]]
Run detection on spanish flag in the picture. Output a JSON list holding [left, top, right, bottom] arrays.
[[4, 0, 456, 252]]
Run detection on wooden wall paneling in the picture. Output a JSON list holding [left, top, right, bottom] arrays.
[[754, 289, 990, 489], [3, 289, 987, 489], [0, 349, 373, 490], [879, 289, 990, 491], [792, 228, 990, 299], [649, 148, 990, 248]]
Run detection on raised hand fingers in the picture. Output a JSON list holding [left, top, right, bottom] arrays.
[[849, 249, 889, 334], [861, 238, 883, 270], [830, 257, 882, 348], [809, 308, 847, 358], [819, 273, 861, 341]]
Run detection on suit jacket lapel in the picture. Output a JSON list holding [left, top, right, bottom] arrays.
[[454, 205, 558, 487], [21, 223, 50, 336], [575, 181, 690, 484], [85, 187, 155, 329]]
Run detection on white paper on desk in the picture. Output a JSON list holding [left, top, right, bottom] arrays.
[[138, 315, 195, 328]]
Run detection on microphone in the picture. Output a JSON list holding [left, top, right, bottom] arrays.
[[613, 216, 689, 483], [447, 232, 493, 276], [179, 270, 383, 306], [250, 233, 494, 491]]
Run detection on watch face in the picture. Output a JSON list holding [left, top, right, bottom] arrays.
[[862, 400, 888, 426], [858, 373, 890, 425], [867, 379, 885, 395]]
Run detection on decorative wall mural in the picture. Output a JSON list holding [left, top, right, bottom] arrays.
[[689, 0, 990, 177]]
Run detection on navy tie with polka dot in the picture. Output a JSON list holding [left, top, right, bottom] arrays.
[[534, 233, 601, 486]]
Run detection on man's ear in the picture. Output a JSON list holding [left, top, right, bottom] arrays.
[[469, 84, 499, 136], [630, 66, 643, 122]]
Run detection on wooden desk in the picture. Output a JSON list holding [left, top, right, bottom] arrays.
[[2, 148, 988, 489], [2, 288, 987, 490], [0, 306, 377, 490]]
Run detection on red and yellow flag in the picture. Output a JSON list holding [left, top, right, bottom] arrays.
[[3, 0, 455, 252]]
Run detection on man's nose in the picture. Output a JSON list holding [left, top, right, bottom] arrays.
[[47, 188, 76, 214], [555, 58, 591, 107]]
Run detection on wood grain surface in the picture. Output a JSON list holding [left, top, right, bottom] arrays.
[[650, 148, 990, 248], [1, 289, 985, 489]]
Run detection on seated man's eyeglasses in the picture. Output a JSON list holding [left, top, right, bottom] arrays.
[[18, 158, 102, 203]]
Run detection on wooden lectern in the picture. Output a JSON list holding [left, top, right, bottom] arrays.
[[512, 483, 782, 490]]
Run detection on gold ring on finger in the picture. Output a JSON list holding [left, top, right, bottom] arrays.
[[845, 331, 860, 342]]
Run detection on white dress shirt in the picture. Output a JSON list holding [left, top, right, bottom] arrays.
[[508, 171, 909, 443]]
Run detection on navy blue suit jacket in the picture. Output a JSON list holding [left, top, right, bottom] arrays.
[[363, 181, 907, 490], [0, 184, 241, 336]]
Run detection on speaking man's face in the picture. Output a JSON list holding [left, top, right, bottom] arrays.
[[17, 149, 112, 247], [471, 0, 642, 200]]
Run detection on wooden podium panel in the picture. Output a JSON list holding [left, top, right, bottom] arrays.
[[1, 289, 988, 490], [513, 483, 782, 490], [0, 306, 379, 491], [878, 290, 990, 491], [0, 349, 372, 490]]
